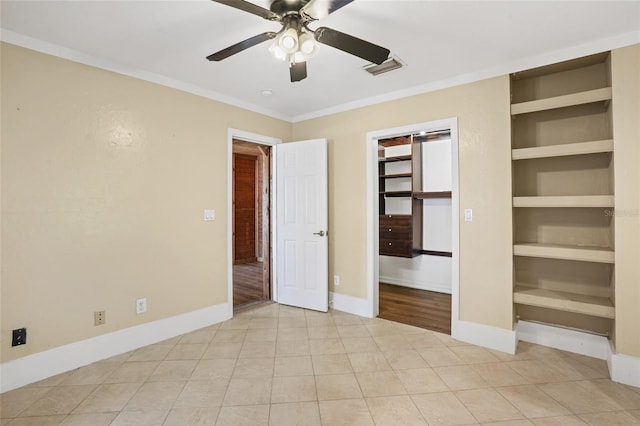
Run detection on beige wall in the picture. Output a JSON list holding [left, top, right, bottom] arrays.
[[0, 43, 291, 362], [612, 44, 640, 357], [2, 40, 638, 366], [292, 76, 514, 330]]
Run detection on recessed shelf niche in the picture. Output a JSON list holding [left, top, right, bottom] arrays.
[[511, 51, 615, 336]]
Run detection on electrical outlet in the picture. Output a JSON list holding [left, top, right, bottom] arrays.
[[333, 275, 340, 286], [94, 311, 105, 326], [12, 328, 27, 347], [136, 298, 147, 314]]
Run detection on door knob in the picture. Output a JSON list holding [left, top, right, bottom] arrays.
[[313, 230, 326, 237]]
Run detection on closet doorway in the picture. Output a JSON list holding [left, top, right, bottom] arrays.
[[232, 139, 272, 310], [369, 119, 459, 335]]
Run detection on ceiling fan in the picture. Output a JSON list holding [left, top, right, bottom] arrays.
[[207, 0, 391, 82]]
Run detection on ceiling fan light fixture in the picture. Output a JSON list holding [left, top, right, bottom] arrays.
[[269, 42, 287, 61], [299, 32, 319, 58], [279, 28, 299, 53]]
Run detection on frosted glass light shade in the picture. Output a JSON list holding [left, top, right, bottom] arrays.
[[299, 32, 319, 58], [269, 42, 287, 60], [279, 28, 299, 53]]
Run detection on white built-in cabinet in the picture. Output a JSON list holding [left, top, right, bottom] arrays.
[[510, 52, 615, 335]]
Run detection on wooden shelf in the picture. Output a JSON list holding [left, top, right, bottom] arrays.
[[379, 155, 411, 163], [514, 285, 614, 319], [380, 173, 412, 179], [417, 249, 453, 257], [513, 195, 614, 208], [511, 87, 612, 115], [511, 52, 609, 81], [413, 191, 452, 199], [380, 191, 412, 198], [512, 139, 614, 160], [513, 243, 614, 264]]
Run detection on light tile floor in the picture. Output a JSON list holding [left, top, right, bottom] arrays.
[[2, 303, 640, 425]]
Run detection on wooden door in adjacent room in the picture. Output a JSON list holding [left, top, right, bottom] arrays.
[[234, 153, 257, 264]]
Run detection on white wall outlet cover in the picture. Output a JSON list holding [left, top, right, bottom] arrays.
[[464, 208, 473, 222], [136, 298, 147, 314], [204, 209, 215, 221]]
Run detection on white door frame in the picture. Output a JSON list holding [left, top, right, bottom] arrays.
[[227, 128, 281, 317], [365, 118, 460, 335]]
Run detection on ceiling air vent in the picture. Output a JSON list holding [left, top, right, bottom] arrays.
[[363, 56, 405, 76]]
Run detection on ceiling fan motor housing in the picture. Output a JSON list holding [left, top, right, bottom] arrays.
[[269, 0, 312, 16]]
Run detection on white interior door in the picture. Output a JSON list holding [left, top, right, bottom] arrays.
[[275, 138, 328, 312]]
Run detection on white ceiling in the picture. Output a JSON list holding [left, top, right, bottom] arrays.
[[1, 1, 639, 122]]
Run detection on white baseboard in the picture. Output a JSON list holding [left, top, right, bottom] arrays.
[[517, 321, 640, 388], [608, 343, 640, 388], [453, 320, 517, 354], [330, 292, 371, 318], [517, 321, 610, 360], [378, 276, 452, 295], [0, 302, 232, 393]]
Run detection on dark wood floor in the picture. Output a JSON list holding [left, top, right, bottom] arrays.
[[378, 283, 452, 334], [233, 262, 268, 308]]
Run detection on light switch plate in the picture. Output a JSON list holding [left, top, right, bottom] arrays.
[[464, 209, 473, 222], [204, 209, 215, 221]]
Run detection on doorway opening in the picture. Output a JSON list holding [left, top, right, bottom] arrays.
[[367, 118, 460, 335], [232, 139, 272, 311]]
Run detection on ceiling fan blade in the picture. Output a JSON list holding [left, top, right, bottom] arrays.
[[301, 0, 355, 20], [290, 61, 308, 82], [210, 0, 279, 21], [207, 32, 277, 61], [314, 26, 389, 65]]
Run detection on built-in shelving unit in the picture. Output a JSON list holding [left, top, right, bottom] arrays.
[[378, 131, 453, 260], [511, 51, 615, 335], [378, 136, 419, 258]]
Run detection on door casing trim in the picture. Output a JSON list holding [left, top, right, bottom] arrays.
[[365, 118, 460, 334]]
